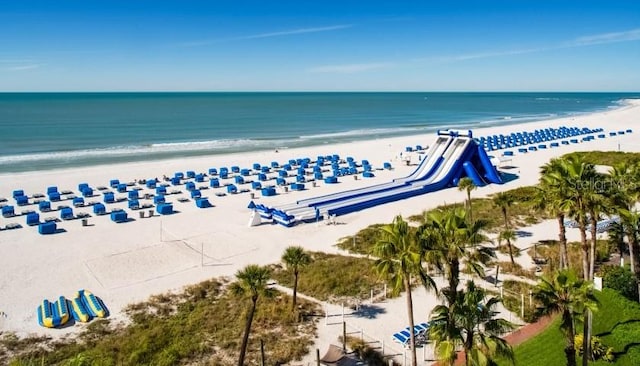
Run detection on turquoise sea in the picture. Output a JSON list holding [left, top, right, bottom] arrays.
[[0, 92, 637, 173]]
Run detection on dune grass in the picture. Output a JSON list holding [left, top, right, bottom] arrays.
[[564, 151, 640, 166], [270, 251, 383, 303], [2, 278, 320, 366], [499, 288, 640, 365]]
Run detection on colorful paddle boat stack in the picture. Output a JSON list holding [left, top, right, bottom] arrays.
[[37, 290, 106, 328], [37, 296, 70, 328]]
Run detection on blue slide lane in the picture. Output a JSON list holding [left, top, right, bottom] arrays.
[[326, 139, 477, 217], [477, 145, 503, 184], [462, 161, 486, 186], [287, 136, 454, 210]]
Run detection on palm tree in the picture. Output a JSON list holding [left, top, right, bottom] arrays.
[[547, 156, 597, 280], [619, 209, 640, 275], [609, 162, 640, 276], [534, 269, 598, 366], [420, 207, 493, 307], [429, 280, 515, 366], [281, 246, 312, 310], [492, 192, 516, 265], [458, 177, 477, 222], [498, 229, 518, 264], [538, 159, 572, 269], [372, 215, 437, 366], [231, 265, 274, 366], [585, 187, 608, 280]]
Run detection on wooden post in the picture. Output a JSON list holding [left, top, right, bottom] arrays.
[[495, 264, 500, 286], [343, 321, 347, 351], [260, 339, 265, 366], [316, 348, 321, 366]]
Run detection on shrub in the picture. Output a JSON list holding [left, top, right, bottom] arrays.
[[574, 334, 615, 362], [599, 265, 639, 302]]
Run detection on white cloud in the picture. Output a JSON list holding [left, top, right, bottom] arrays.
[[308, 62, 393, 74], [7, 64, 42, 71], [182, 24, 352, 47], [571, 28, 640, 46]]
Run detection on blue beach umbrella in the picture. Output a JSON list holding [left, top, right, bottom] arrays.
[[247, 201, 256, 209]]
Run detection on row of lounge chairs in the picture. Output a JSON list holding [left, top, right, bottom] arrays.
[[392, 322, 430, 348]]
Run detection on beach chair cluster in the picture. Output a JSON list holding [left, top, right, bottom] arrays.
[[37, 289, 107, 328], [392, 322, 430, 348], [474, 126, 613, 156], [1, 151, 389, 234], [565, 216, 620, 233]]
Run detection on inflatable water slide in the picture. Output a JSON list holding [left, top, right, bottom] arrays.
[[255, 129, 503, 227]]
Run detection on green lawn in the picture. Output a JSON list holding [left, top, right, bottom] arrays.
[[500, 288, 640, 365]]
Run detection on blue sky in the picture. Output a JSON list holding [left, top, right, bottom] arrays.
[[1, 1, 639, 91]]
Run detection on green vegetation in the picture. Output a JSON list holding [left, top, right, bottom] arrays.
[[502, 288, 640, 366], [599, 265, 639, 302], [270, 251, 382, 302], [2, 278, 319, 366], [564, 151, 640, 167], [336, 186, 548, 256]]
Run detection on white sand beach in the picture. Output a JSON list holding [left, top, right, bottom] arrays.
[[1, 100, 639, 364]]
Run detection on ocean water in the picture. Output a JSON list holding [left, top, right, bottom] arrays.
[[0, 92, 637, 173]]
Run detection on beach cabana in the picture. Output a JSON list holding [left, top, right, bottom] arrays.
[[252, 163, 261, 170], [39, 201, 51, 212], [209, 178, 220, 188], [363, 171, 375, 178], [146, 180, 156, 189], [190, 189, 201, 199], [171, 177, 181, 186], [235, 176, 245, 184], [103, 192, 115, 203], [270, 161, 279, 168], [186, 170, 195, 178], [15, 195, 29, 206], [252, 181, 262, 190], [195, 198, 211, 208], [276, 177, 286, 186], [261, 166, 270, 173], [47, 186, 58, 195], [291, 183, 305, 191], [128, 199, 140, 209], [38, 221, 56, 235], [72, 197, 85, 206], [261, 187, 276, 197], [12, 190, 25, 198], [128, 190, 139, 200], [296, 175, 306, 183], [78, 183, 89, 192], [227, 184, 238, 194], [174, 172, 184, 179], [109, 179, 120, 188], [324, 176, 338, 184], [48, 191, 61, 201], [208, 168, 218, 175], [383, 162, 392, 170], [93, 203, 106, 215], [156, 186, 167, 195], [241, 168, 251, 176], [154, 195, 166, 204], [110, 210, 128, 223], [195, 173, 205, 182], [60, 207, 74, 220], [81, 187, 94, 197], [231, 166, 240, 173], [26, 212, 40, 226], [185, 181, 196, 191], [219, 170, 228, 179], [117, 183, 127, 193], [156, 203, 174, 215], [258, 173, 267, 181], [2, 205, 15, 217]]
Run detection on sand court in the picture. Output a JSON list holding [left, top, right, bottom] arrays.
[[85, 241, 201, 289]]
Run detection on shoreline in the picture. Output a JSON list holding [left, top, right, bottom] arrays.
[[1, 99, 639, 346]]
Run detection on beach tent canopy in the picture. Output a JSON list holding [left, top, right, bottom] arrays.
[[60, 207, 74, 220], [157, 203, 173, 215], [39, 201, 51, 212], [190, 189, 201, 199], [247, 200, 256, 209], [38, 221, 56, 235], [15, 195, 29, 206], [319, 344, 359, 366], [26, 212, 40, 226], [93, 203, 106, 215], [110, 210, 128, 223], [196, 198, 211, 208]]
